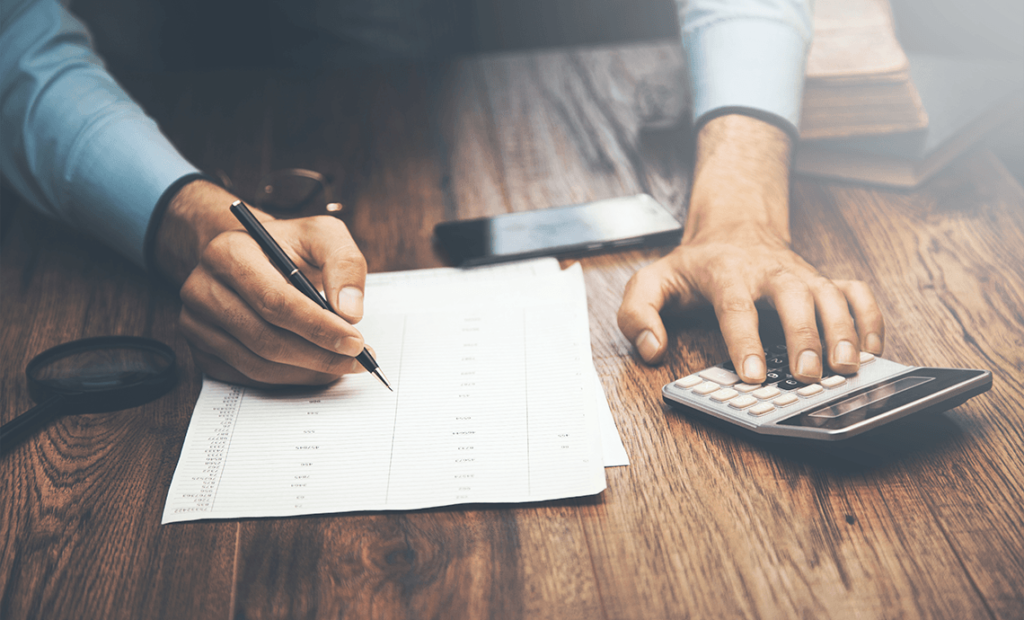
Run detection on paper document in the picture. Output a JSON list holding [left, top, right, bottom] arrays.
[[162, 260, 618, 523]]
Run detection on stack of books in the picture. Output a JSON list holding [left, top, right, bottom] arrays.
[[795, 0, 1022, 187]]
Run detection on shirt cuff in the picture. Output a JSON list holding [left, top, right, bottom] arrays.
[[685, 17, 809, 135], [70, 113, 199, 268]]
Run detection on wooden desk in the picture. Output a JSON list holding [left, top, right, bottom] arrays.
[[3, 42, 1023, 620]]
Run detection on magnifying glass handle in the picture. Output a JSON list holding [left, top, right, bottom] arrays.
[[0, 395, 67, 454]]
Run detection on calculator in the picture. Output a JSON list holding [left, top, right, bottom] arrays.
[[662, 344, 991, 441]]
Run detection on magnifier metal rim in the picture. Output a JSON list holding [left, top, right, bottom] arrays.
[[26, 336, 177, 412]]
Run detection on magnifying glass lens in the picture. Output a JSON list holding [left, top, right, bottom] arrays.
[[31, 347, 173, 390], [1, 337, 177, 454]]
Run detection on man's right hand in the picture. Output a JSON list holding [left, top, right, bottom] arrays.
[[616, 115, 884, 384], [154, 180, 369, 387]]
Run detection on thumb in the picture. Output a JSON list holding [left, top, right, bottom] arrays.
[[617, 257, 696, 364], [296, 217, 368, 323]]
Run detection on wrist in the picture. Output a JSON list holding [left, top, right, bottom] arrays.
[[153, 179, 273, 285], [685, 114, 793, 242]]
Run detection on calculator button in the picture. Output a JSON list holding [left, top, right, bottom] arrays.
[[749, 402, 775, 416], [734, 383, 761, 393], [859, 351, 875, 365], [821, 375, 847, 388], [699, 367, 741, 386], [773, 393, 799, 406], [710, 388, 739, 402], [692, 381, 721, 395], [770, 344, 787, 354], [729, 395, 758, 409], [778, 379, 802, 390], [752, 386, 781, 400], [765, 371, 784, 383], [675, 375, 703, 388], [797, 384, 824, 397], [766, 356, 787, 369]]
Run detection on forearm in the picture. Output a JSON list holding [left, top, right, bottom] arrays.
[[685, 114, 793, 243]]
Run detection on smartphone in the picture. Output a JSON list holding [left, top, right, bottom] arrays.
[[434, 194, 683, 266]]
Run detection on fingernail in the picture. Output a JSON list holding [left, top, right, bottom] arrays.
[[865, 333, 882, 354], [636, 330, 659, 362], [337, 287, 364, 319], [335, 335, 363, 356], [743, 355, 765, 382], [835, 340, 858, 366], [797, 350, 821, 379]]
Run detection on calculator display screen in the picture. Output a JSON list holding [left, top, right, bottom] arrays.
[[778, 373, 943, 430]]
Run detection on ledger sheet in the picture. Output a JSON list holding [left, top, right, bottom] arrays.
[[162, 261, 610, 523]]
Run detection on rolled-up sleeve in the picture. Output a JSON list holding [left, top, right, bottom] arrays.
[[1, 0, 197, 267], [678, 0, 813, 133]]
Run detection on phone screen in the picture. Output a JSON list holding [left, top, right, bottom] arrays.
[[434, 194, 682, 265]]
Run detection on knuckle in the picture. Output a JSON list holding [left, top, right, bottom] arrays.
[[863, 308, 886, 333], [303, 320, 333, 347], [621, 272, 643, 298], [333, 247, 367, 272], [847, 279, 871, 295], [764, 264, 792, 282], [789, 324, 821, 343], [178, 310, 202, 341], [317, 350, 351, 374], [717, 296, 756, 317], [203, 231, 236, 263], [810, 275, 840, 295], [616, 305, 638, 333], [311, 215, 349, 234], [253, 288, 289, 324], [248, 328, 286, 361], [304, 370, 343, 386], [629, 265, 661, 290], [235, 357, 280, 384], [179, 276, 202, 308]]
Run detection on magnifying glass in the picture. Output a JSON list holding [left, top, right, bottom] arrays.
[[1, 336, 177, 453]]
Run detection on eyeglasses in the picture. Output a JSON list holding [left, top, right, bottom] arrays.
[[215, 168, 343, 214]]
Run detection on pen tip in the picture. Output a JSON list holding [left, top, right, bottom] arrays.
[[372, 368, 393, 392]]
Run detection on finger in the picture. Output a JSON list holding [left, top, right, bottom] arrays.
[[835, 280, 885, 355], [179, 276, 362, 374], [353, 345, 377, 374], [808, 278, 861, 375], [708, 284, 766, 384], [201, 230, 364, 355], [769, 273, 823, 383], [294, 217, 368, 324], [617, 259, 691, 364], [190, 348, 343, 388], [182, 311, 358, 385]]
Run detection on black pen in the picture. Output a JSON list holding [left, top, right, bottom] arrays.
[[229, 200, 393, 391]]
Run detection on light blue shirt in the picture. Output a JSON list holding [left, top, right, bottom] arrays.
[[1, 0, 811, 268], [1, 0, 197, 268], [682, 0, 813, 129]]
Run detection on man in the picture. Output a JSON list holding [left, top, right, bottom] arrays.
[[0, 0, 883, 388]]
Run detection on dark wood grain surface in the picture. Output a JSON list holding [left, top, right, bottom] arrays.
[[2, 41, 1023, 620]]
